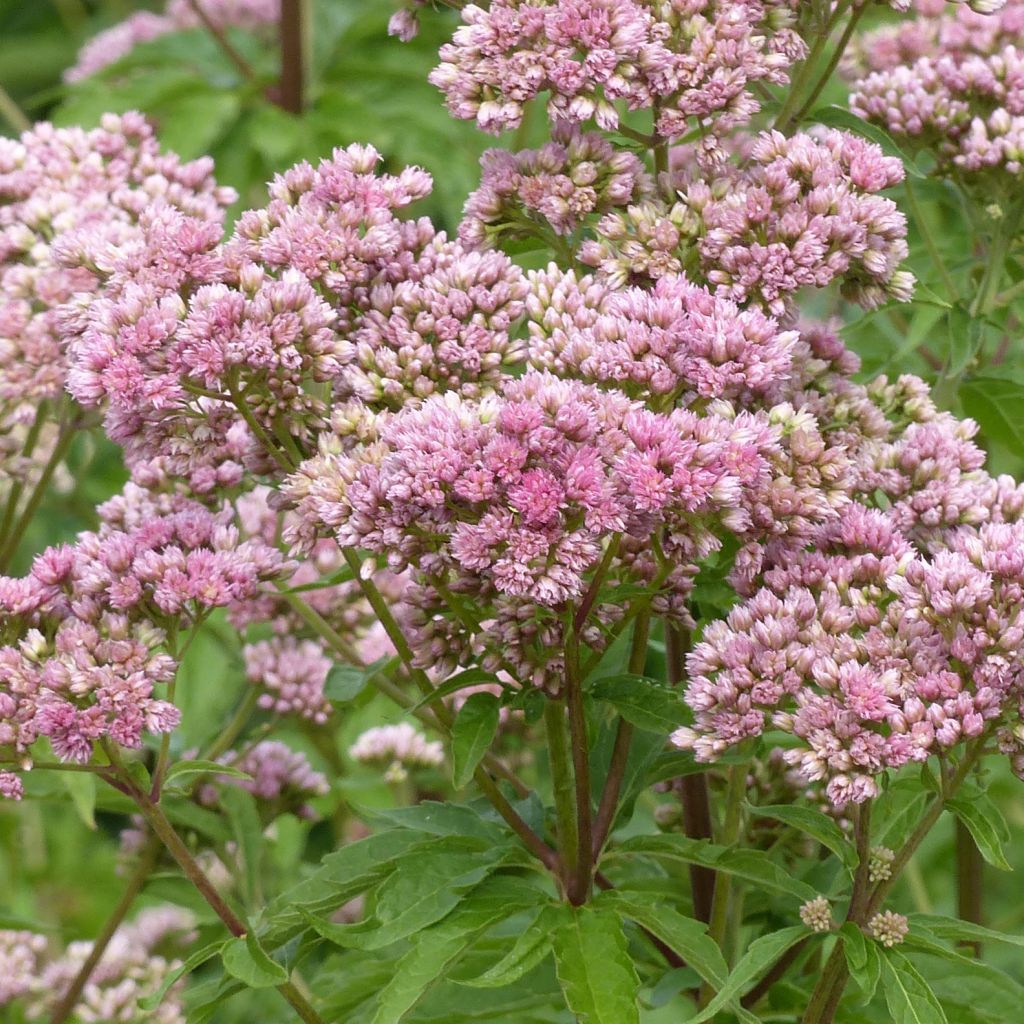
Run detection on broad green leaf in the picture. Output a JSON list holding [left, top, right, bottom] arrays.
[[459, 904, 567, 988], [325, 663, 372, 703], [686, 925, 809, 1024], [139, 939, 227, 1010], [947, 795, 1012, 870], [258, 830, 431, 945], [879, 949, 948, 1024], [222, 933, 288, 988], [59, 771, 97, 830], [841, 922, 881, 1003], [610, 834, 817, 902], [904, 927, 1024, 1003], [960, 377, 1024, 457], [552, 907, 640, 1024], [372, 877, 547, 1023], [595, 890, 727, 990], [163, 760, 251, 788], [589, 675, 688, 732], [911, 913, 1024, 950], [752, 804, 856, 870], [451, 692, 501, 788], [302, 842, 511, 951]]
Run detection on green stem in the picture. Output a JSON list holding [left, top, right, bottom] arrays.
[[544, 698, 578, 895], [700, 762, 747, 1004], [49, 837, 161, 1024], [201, 686, 263, 764], [564, 617, 593, 905], [227, 381, 295, 473], [104, 749, 327, 1024]]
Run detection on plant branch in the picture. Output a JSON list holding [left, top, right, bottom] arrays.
[[278, 0, 305, 113], [956, 817, 984, 955], [545, 698, 578, 894], [564, 615, 593, 904], [0, 83, 30, 133]]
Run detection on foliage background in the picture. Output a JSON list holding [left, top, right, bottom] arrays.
[[3, 2, 1024, 1022]]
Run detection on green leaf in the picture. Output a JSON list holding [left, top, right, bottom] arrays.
[[325, 663, 372, 703], [451, 692, 501, 788], [302, 841, 512, 951], [356, 801, 509, 844], [609, 834, 818, 902], [163, 760, 252, 788], [945, 304, 983, 377], [410, 669, 503, 712], [752, 804, 856, 870], [222, 933, 288, 988], [841, 922, 881, 1003], [459, 904, 566, 988], [59, 771, 97, 830], [878, 949, 948, 1024], [552, 907, 640, 1024], [259, 830, 429, 945], [139, 939, 226, 1010], [595, 890, 727, 990], [910, 914, 1024, 951], [589, 675, 688, 732], [960, 376, 1024, 457], [372, 877, 547, 1023], [947, 795, 1012, 870], [686, 925, 809, 1024]]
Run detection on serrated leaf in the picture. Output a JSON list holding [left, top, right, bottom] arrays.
[[947, 795, 1012, 870], [609, 834, 817, 901], [451, 692, 500, 788], [753, 804, 856, 870], [553, 907, 640, 1024], [139, 939, 226, 1010], [960, 377, 1024, 457], [302, 842, 511, 951], [879, 949, 948, 1024], [686, 925, 809, 1024], [356, 801, 509, 844], [595, 890, 727, 990], [589, 675, 688, 732], [222, 933, 288, 988], [459, 904, 566, 988], [372, 877, 546, 1023]]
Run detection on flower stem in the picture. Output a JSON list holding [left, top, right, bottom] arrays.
[[279, 0, 306, 114], [48, 835, 162, 1024], [956, 818, 984, 955], [564, 617, 593, 905], [544, 698, 578, 893], [104, 749, 327, 1024], [666, 621, 715, 924], [0, 82, 30, 133]]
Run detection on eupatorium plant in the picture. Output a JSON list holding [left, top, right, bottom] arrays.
[[3, 1, 1024, 1023]]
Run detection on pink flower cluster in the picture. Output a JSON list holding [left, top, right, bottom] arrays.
[[461, 126, 649, 247], [62, 144, 537, 490], [0, 485, 287, 793], [286, 370, 774, 606], [845, 0, 1020, 77], [10, 907, 194, 1024], [65, 0, 280, 82], [429, 0, 804, 139], [850, 4, 1024, 185], [674, 504, 1024, 806], [526, 267, 798, 403], [0, 113, 232, 504], [580, 129, 913, 315], [349, 722, 444, 782], [199, 740, 329, 813]]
